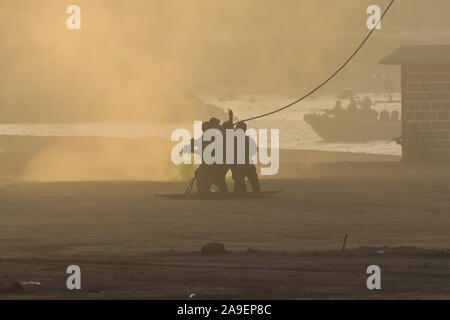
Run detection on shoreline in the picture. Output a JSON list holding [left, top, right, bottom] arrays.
[[0, 135, 400, 181]]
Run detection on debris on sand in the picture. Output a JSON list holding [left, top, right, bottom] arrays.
[[201, 242, 227, 255], [343, 246, 450, 258], [0, 281, 42, 293], [312, 246, 450, 258], [361, 246, 448, 257], [21, 281, 41, 286]]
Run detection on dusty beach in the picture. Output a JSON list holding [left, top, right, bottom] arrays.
[[2, 0, 450, 303], [0, 136, 449, 299]]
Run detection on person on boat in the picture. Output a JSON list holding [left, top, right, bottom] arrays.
[[379, 110, 390, 121], [231, 121, 261, 193], [360, 96, 378, 120], [390, 110, 400, 121], [347, 97, 358, 112], [342, 97, 359, 120], [325, 100, 344, 118]]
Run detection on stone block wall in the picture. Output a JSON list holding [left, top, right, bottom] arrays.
[[402, 64, 450, 161]]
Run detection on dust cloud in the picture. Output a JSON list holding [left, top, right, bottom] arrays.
[[17, 137, 189, 181], [0, 0, 447, 181]]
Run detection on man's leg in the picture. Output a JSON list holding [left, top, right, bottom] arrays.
[[232, 166, 247, 193], [246, 165, 261, 193], [196, 165, 211, 195], [213, 165, 229, 194]]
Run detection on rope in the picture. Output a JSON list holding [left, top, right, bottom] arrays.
[[236, 0, 395, 124], [154, 164, 194, 195], [156, 0, 395, 193], [185, 176, 197, 194]]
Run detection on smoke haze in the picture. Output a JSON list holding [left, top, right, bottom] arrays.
[[0, 0, 447, 180]]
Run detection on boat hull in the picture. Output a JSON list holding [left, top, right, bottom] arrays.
[[304, 114, 401, 142]]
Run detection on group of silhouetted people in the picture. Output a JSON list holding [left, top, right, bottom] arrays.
[[184, 110, 261, 195], [326, 97, 378, 120], [325, 97, 399, 122]]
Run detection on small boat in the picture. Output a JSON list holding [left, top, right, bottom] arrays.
[[304, 113, 400, 142]]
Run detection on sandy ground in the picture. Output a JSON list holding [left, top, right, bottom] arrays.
[[1, 153, 450, 299], [0, 136, 449, 299]]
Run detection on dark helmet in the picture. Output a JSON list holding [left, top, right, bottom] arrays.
[[390, 110, 400, 121], [235, 121, 247, 131], [208, 117, 221, 129], [379, 110, 390, 121], [362, 96, 372, 109]]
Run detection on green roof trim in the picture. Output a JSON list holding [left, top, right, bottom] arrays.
[[380, 45, 450, 65]]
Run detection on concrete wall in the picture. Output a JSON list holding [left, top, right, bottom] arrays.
[[402, 64, 450, 162]]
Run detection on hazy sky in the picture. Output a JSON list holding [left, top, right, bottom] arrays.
[[0, 0, 449, 122], [1, 0, 448, 181]]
